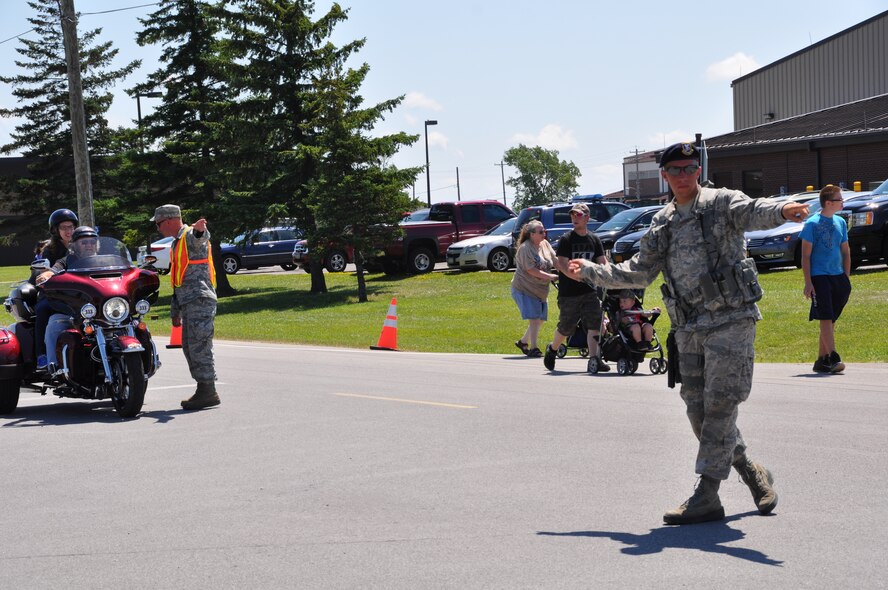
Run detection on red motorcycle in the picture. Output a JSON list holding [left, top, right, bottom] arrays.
[[0, 236, 161, 418]]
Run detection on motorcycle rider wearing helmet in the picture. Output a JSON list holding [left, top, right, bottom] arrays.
[[31, 209, 78, 370], [35, 226, 100, 371]]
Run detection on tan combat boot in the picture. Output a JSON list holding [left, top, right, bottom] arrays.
[[181, 382, 220, 410], [663, 476, 725, 525], [735, 458, 778, 514]]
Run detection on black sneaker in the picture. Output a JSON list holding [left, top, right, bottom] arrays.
[[812, 356, 830, 373], [543, 344, 556, 371], [828, 351, 845, 373]]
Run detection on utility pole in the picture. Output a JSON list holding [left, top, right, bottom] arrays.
[[633, 147, 642, 201], [456, 167, 461, 201], [59, 0, 94, 226], [495, 161, 507, 206]]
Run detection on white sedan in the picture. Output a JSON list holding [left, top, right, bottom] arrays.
[[136, 236, 173, 273], [445, 217, 516, 272]]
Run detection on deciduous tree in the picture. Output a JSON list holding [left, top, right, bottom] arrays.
[[503, 144, 580, 211]]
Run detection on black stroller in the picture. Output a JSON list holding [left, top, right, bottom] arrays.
[[591, 288, 668, 375]]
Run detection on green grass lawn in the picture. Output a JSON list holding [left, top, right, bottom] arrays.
[[1, 264, 885, 362]]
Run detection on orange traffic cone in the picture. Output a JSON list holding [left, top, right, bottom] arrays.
[[166, 322, 183, 349], [370, 298, 398, 351]]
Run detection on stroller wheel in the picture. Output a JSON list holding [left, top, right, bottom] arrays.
[[579, 348, 589, 358], [649, 358, 661, 373], [556, 344, 568, 359], [630, 360, 638, 374], [617, 358, 631, 375]]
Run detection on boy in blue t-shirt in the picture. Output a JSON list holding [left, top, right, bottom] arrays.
[[800, 185, 852, 374]]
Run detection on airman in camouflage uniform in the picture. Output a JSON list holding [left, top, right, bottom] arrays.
[[152, 204, 219, 410], [566, 142, 811, 525]]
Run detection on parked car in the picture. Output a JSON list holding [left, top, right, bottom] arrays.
[[292, 240, 354, 273], [401, 208, 430, 223], [445, 217, 517, 272], [836, 178, 888, 267], [745, 189, 870, 269], [610, 228, 648, 263], [220, 226, 304, 274], [136, 236, 173, 273], [593, 205, 663, 256], [511, 199, 630, 248], [376, 200, 515, 274]]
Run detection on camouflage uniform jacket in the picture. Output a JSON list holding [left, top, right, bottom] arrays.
[[170, 225, 217, 319], [579, 187, 787, 331]]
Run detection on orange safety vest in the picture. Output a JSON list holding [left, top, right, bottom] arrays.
[[170, 225, 217, 288]]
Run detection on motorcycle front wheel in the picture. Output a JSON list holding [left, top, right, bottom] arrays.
[[108, 355, 146, 418]]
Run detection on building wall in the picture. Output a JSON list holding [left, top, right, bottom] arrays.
[[732, 11, 888, 130], [708, 140, 888, 196]]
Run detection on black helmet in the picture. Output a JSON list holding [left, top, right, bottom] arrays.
[[71, 226, 98, 242], [48, 209, 78, 234]]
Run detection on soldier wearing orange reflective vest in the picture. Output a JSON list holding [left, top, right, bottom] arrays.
[[151, 204, 220, 410]]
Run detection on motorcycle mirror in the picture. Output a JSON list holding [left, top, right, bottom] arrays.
[[142, 255, 158, 265], [31, 259, 50, 271]]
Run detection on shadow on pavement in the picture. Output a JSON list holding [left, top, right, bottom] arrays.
[[538, 511, 783, 566], [1, 399, 191, 426]]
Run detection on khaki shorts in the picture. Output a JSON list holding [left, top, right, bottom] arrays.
[[556, 293, 602, 336]]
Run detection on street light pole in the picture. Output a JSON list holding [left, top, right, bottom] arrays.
[[135, 91, 163, 153], [424, 120, 437, 206]]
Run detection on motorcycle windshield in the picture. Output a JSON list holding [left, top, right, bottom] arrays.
[[66, 236, 134, 272]]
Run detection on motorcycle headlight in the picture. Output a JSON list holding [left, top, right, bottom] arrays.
[[135, 299, 150, 315], [81, 303, 97, 319], [103, 297, 130, 323]]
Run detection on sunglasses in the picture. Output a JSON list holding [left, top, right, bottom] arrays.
[[826, 198, 843, 203], [569, 211, 588, 218], [77, 239, 97, 246], [664, 164, 700, 177]]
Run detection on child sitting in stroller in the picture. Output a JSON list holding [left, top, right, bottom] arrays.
[[594, 288, 667, 375], [616, 289, 659, 352]]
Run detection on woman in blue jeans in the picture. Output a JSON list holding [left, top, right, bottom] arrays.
[[33, 209, 78, 370]]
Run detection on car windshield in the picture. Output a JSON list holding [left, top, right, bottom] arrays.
[[871, 179, 888, 195], [66, 236, 134, 272], [485, 217, 517, 236], [595, 208, 641, 231]]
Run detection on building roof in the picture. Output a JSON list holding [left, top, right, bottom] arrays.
[[706, 93, 888, 154]]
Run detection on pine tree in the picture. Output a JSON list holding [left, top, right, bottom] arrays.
[[218, 0, 418, 295], [117, 0, 239, 294], [0, 0, 138, 238]]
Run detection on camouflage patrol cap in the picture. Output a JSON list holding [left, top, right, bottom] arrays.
[[150, 204, 181, 222], [569, 203, 590, 216], [659, 142, 700, 167]]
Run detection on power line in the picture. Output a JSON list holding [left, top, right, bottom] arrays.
[[0, 2, 160, 45]]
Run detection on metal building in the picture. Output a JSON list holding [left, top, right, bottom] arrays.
[[732, 11, 888, 130]]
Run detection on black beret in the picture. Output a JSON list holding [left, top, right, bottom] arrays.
[[659, 142, 700, 167]]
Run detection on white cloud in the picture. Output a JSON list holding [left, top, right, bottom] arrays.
[[403, 91, 443, 111], [706, 52, 761, 81], [512, 124, 578, 151], [428, 130, 449, 149]]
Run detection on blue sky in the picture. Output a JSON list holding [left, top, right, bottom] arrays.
[[1, 0, 884, 208]]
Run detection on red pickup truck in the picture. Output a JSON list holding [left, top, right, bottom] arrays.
[[380, 200, 515, 274]]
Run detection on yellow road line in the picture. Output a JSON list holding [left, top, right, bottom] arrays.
[[332, 392, 477, 409]]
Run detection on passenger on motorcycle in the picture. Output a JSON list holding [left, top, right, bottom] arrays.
[[35, 226, 100, 372], [32, 209, 78, 370]]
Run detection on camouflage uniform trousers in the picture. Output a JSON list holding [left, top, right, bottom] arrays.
[[675, 317, 756, 480], [180, 298, 217, 383]]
